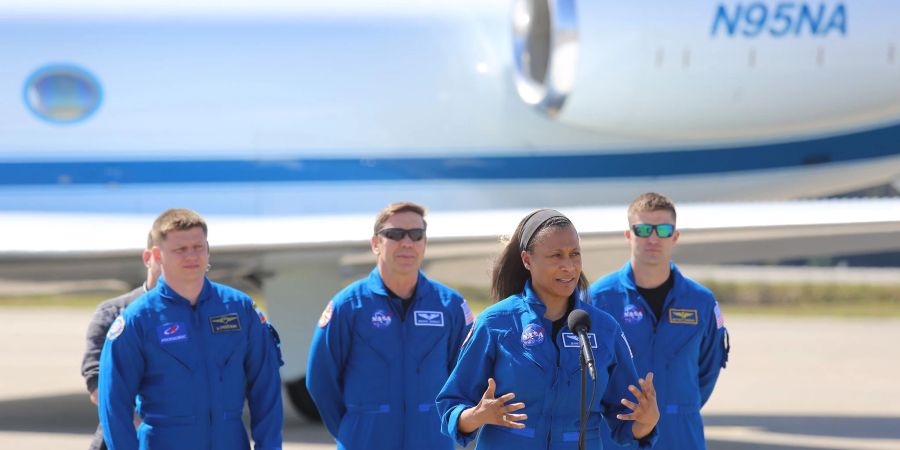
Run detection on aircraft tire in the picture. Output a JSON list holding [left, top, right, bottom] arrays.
[[286, 377, 321, 422]]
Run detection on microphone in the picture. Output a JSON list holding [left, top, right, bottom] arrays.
[[567, 309, 597, 381]]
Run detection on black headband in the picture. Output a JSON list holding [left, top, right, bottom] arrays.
[[518, 209, 566, 252]]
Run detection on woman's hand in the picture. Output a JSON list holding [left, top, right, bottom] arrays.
[[457, 378, 527, 434], [616, 372, 659, 439]]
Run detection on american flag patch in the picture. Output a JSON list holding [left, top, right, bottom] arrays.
[[714, 302, 725, 329], [460, 299, 475, 326]]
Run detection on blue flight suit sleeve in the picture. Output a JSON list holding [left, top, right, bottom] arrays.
[[98, 315, 143, 450], [698, 302, 728, 408], [306, 299, 351, 438], [244, 302, 284, 450], [435, 317, 494, 448], [601, 330, 658, 448]]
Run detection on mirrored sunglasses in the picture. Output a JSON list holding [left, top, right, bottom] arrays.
[[378, 227, 426, 242], [631, 223, 675, 238]]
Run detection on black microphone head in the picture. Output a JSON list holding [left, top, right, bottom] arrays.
[[567, 309, 591, 333]]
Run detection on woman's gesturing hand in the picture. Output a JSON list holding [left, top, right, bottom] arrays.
[[616, 372, 659, 439], [457, 378, 527, 434]]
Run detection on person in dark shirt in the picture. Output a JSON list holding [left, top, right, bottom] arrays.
[[81, 232, 160, 450], [590, 192, 730, 450]]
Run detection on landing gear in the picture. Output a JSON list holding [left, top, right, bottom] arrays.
[[286, 377, 321, 422]]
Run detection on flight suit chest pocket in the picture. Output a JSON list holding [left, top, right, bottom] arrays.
[[497, 330, 547, 382], [150, 322, 195, 373], [410, 321, 448, 366], [663, 325, 703, 362], [215, 333, 246, 369], [351, 318, 394, 365]]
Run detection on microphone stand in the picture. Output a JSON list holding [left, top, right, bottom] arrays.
[[579, 352, 587, 450]]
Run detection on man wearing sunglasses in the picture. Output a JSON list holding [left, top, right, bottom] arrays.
[[307, 201, 474, 450], [590, 192, 729, 450]]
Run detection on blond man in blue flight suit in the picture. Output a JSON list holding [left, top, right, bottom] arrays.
[[591, 193, 729, 450], [99, 208, 284, 450]]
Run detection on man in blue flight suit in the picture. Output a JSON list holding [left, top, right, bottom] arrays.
[[99, 208, 284, 450], [306, 201, 474, 450], [590, 193, 729, 450]]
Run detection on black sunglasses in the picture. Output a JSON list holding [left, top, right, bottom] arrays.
[[377, 228, 426, 242], [631, 223, 676, 238]]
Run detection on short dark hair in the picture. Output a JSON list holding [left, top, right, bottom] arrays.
[[628, 192, 677, 223], [373, 201, 427, 234]]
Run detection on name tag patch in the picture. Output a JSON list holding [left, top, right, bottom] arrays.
[[209, 313, 241, 333], [156, 322, 188, 344], [414, 310, 444, 327], [669, 308, 699, 325], [562, 332, 597, 348]]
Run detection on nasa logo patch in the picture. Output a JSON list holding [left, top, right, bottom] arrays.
[[107, 316, 125, 340], [623, 304, 644, 324], [371, 309, 393, 329], [521, 323, 545, 347]]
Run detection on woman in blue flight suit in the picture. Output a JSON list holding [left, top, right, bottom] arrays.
[[436, 209, 660, 449]]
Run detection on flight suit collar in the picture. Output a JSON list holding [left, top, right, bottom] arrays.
[[366, 266, 431, 301], [157, 276, 213, 307], [521, 279, 586, 316], [618, 261, 684, 295]]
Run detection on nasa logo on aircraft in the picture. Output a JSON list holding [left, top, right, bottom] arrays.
[[521, 323, 545, 347], [371, 309, 393, 329], [623, 304, 645, 324], [414, 310, 444, 327], [23, 64, 103, 124]]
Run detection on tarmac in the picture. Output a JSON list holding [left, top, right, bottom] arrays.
[[1, 307, 899, 449]]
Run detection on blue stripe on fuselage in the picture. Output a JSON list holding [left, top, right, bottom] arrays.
[[2, 123, 900, 186]]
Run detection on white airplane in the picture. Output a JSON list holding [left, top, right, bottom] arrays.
[[2, 0, 900, 417]]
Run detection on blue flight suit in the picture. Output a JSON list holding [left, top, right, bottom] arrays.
[[436, 280, 658, 450], [306, 267, 473, 450], [98, 277, 284, 450], [591, 262, 729, 450]]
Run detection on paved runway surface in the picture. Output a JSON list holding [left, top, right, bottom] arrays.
[[1, 307, 898, 449]]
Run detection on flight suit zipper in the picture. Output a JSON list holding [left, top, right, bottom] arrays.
[[191, 303, 214, 448]]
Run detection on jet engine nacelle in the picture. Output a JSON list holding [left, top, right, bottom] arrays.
[[512, 0, 900, 144]]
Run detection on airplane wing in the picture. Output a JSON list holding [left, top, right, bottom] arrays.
[[3, 197, 899, 285]]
